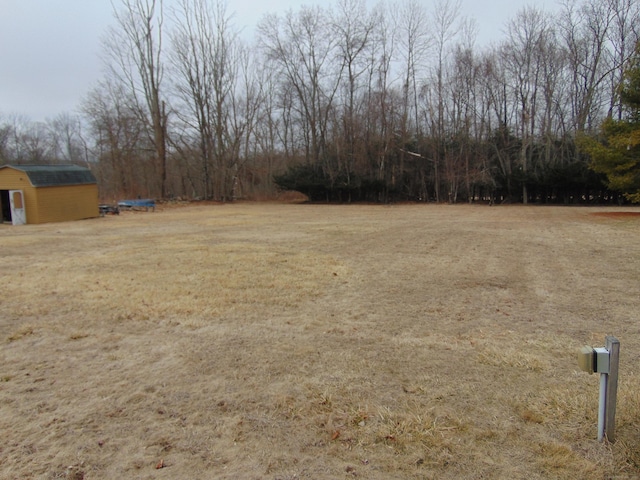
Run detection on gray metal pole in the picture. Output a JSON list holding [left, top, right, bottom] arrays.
[[604, 336, 620, 442], [598, 372, 607, 441]]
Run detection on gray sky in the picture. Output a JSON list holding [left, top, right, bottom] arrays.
[[0, 0, 560, 122]]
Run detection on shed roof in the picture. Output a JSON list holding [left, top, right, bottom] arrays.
[[1, 164, 96, 187]]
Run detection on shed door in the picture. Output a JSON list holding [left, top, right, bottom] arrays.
[[9, 190, 26, 225]]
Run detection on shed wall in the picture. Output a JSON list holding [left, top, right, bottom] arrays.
[[33, 184, 99, 224], [0, 168, 38, 223]]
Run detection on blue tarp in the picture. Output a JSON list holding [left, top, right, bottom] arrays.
[[118, 199, 156, 211]]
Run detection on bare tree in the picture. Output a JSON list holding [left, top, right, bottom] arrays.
[[364, 3, 396, 194], [393, 0, 431, 197], [47, 114, 89, 166], [448, 42, 483, 202], [258, 5, 343, 178], [432, 0, 463, 202], [503, 6, 551, 203], [104, 0, 169, 197], [606, 0, 640, 119], [170, 0, 242, 201], [331, 0, 378, 189], [0, 120, 11, 163], [82, 81, 152, 199], [227, 44, 262, 200], [250, 65, 283, 195], [559, 0, 614, 133]]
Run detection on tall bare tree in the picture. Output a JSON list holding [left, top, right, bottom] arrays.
[[47, 114, 89, 166], [82, 81, 154, 199], [170, 0, 242, 200], [394, 0, 430, 195], [606, 0, 640, 119], [104, 0, 169, 197], [432, 0, 463, 202], [503, 6, 550, 203], [364, 3, 396, 192], [331, 0, 378, 188], [559, 0, 614, 133], [258, 6, 343, 178]]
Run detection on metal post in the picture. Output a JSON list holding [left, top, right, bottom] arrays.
[[577, 336, 621, 442], [597, 372, 607, 441], [604, 336, 620, 442]]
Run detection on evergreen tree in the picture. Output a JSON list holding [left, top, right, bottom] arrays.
[[582, 43, 640, 202]]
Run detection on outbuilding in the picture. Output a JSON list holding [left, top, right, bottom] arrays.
[[0, 164, 99, 225]]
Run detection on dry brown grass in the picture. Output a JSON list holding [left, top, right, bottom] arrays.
[[1, 203, 640, 479]]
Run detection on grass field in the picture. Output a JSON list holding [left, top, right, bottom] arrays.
[[1, 203, 640, 479]]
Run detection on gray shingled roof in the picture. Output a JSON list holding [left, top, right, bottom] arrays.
[[1, 165, 96, 187]]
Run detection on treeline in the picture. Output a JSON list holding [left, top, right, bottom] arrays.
[[1, 0, 639, 204]]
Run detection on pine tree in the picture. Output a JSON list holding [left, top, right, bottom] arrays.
[[583, 42, 640, 202]]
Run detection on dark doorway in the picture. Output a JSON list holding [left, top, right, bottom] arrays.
[[1, 190, 11, 223]]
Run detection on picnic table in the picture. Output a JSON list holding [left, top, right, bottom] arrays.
[[99, 204, 120, 216]]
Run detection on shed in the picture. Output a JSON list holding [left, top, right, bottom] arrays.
[[0, 164, 99, 225]]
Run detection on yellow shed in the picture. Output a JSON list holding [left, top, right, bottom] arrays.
[[0, 165, 99, 225]]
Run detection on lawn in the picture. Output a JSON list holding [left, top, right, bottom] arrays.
[[1, 203, 639, 479]]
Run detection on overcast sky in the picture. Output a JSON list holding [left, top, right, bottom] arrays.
[[0, 0, 561, 122]]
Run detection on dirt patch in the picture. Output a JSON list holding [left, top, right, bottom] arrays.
[[590, 211, 640, 218], [1, 204, 640, 479]]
